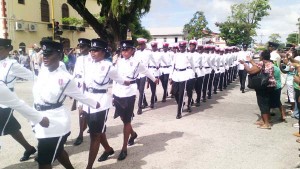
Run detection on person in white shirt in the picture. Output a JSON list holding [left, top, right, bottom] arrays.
[[202, 45, 212, 102], [186, 40, 197, 112], [30, 46, 42, 76], [169, 41, 195, 119], [112, 40, 158, 160], [213, 47, 221, 94], [218, 48, 226, 91], [134, 38, 152, 114], [194, 45, 205, 106], [237, 44, 251, 93], [0, 38, 40, 162], [160, 42, 173, 102], [33, 40, 99, 169], [84, 39, 130, 169], [268, 42, 281, 66], [72, 38, 92, 146]]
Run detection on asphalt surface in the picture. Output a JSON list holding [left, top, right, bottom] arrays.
[[0, 79, 299, 169]]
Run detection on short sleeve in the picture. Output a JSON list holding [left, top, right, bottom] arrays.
[[256, 61, 263, 69]]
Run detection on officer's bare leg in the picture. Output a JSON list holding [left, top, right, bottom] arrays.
[[74, 108, 87, 145], [122, 122, 133, 151], [56, 150, 74, 169], [100, 134, 112, 151], [10, 130, 34, 151], [86, 133, 101, 169]]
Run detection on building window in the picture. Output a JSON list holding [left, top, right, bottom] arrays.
[[164, 38, 167, 42], [175, 37, 178, 43], [62, 4, 69, 24], [19, 42, 26, 53], [18, 0, 25, 4], [41, 0, 50, 22]]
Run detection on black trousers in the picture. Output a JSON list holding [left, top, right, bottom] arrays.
[[148, 78, 157, 104], [233, 66, 238, 80], [228, 67, 233, 83], [202, 74, 210, 99], [207, 70, 215, 97], [159, 73, 169, 100], [238, 70, 247, 90], [213, 72, 221, 92], [136, 77, 148, 108], [218, 72, 225, 90], [195, 76, 204, 103], [224, 69, 228, 88], [186, 78, 195, 107], [172, 81, 186, 115]]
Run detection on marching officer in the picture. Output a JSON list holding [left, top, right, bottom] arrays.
[[169, 40, 195, 119], [194, 45, 205, 106], [0, 38, 39, 161], [33, 40, 99, 169], [134, 38, 153, 114], [73, 38, 92, 146], [84, 39, 130, 169], [213, 47, 221, 94], [160, 42, 173, 102], [237, 44, 250, 93], [112, 40, 158, 160], [207, 46, 216, 99], [218, 48, 226, 91], [202, 45, 212, 102]]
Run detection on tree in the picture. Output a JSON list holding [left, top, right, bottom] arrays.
[[216, 0, 271, 46], [183, 11, 210, 40], [268, 33, 281, 43], [286, 33, 299, 45], [67, 0, 151, 49]]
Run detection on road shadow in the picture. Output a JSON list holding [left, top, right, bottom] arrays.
[[94, 131, 184, 169]]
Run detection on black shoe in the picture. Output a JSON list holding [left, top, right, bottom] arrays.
[[242, 90, 245, 93], [187, 106, 192, 113], [155, 96, 158, 102], [162, 98, 166, 102], [202, 99, 206, 102], [171, 95, 175, 98], [20, 147, 36, 162], [117, 150, 127, 161], [150, 104, 154, 109], [219, 89, 223, 91], [208, 95, 212, 99], [141, 103, 148, 109], [191, 99, 194, 106], [98, 148, 114, 162], [87, 129, 90, 133], [137, 108, 142, 115], [195, 102, 200, 107], [128, 132, 138, 146], [213, 91, 217, 94], [176, 114, 182, 119], [73, 137, 83, 146]]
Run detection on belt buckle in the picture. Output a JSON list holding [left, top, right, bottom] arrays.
[[88, 87, 93, 93], [35, 105, 41, 111]]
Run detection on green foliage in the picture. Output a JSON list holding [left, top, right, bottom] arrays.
[[68, 0, 151, 49], [216, 0, 270, 46], [268, 33, 281, 44], [61, 17, 83, 26], [183, 11, 210, 40], [286, 33, 299, 45]]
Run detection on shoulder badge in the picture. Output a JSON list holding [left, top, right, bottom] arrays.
[[58, 79, 64, 90], [2, 62, 7, 68]]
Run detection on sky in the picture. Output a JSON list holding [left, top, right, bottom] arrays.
[[141, 0, 300, 44]]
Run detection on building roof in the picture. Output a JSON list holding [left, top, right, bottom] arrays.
[[148, 27, 184, 36]]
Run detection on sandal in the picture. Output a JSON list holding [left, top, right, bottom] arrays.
[[254, 121, 264, 125], [257, 124, 271, 129], [297, 139, 300, 143]]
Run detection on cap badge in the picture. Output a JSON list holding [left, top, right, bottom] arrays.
[[80, 40, 83, 44], [93, 42, 97, 47], [123, 43, 126, 47], [42, 45, 46, 50]]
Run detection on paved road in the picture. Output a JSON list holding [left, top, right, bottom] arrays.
[[0, 80, 299, 169]]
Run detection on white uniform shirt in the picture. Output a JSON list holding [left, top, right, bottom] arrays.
[[170, 52, 195, 82], [148, 51, 163, 77], [202, 53, 212, 74], [134, 49, 154, 78], [192, 52, 204, 77], [237, 50, 251, 70], [214, 53, 221, 73], [160, 51, 173, 74], [83, 60, 125, 113], [0, 82, 43, 124], [33, 66, 98, 138], [112, 56, 156, 98], [30, 51, 42, 69]]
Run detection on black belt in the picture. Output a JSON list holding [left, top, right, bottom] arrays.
[[187, 66, 192, 69], [219, 66, 223, 67], [148, 66, 157, 68], [9, 88, 14, 92], [86, 87, 107, 93], [175, 68, 186, 71], [75, 74, 82, 78], [195, 66, 199, 68], [205, 67, 210, 69], [34, 103, 63, 111], [161, 65, 171, 68]]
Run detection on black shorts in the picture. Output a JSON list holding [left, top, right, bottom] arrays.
[[255, 87, 274, 114], [270, 88, 281, 108], [87, 109, 108, 133], [37, 132, 70, 165], [113, 95, 136, 123], [0, 108, 21, 136]]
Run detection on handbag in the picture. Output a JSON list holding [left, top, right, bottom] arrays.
[[247, 63, 270, 90]]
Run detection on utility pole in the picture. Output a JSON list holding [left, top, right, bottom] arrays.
[[259, 34, 265, 45]]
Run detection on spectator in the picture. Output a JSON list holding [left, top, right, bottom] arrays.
[[239, 50, 276, 129]]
